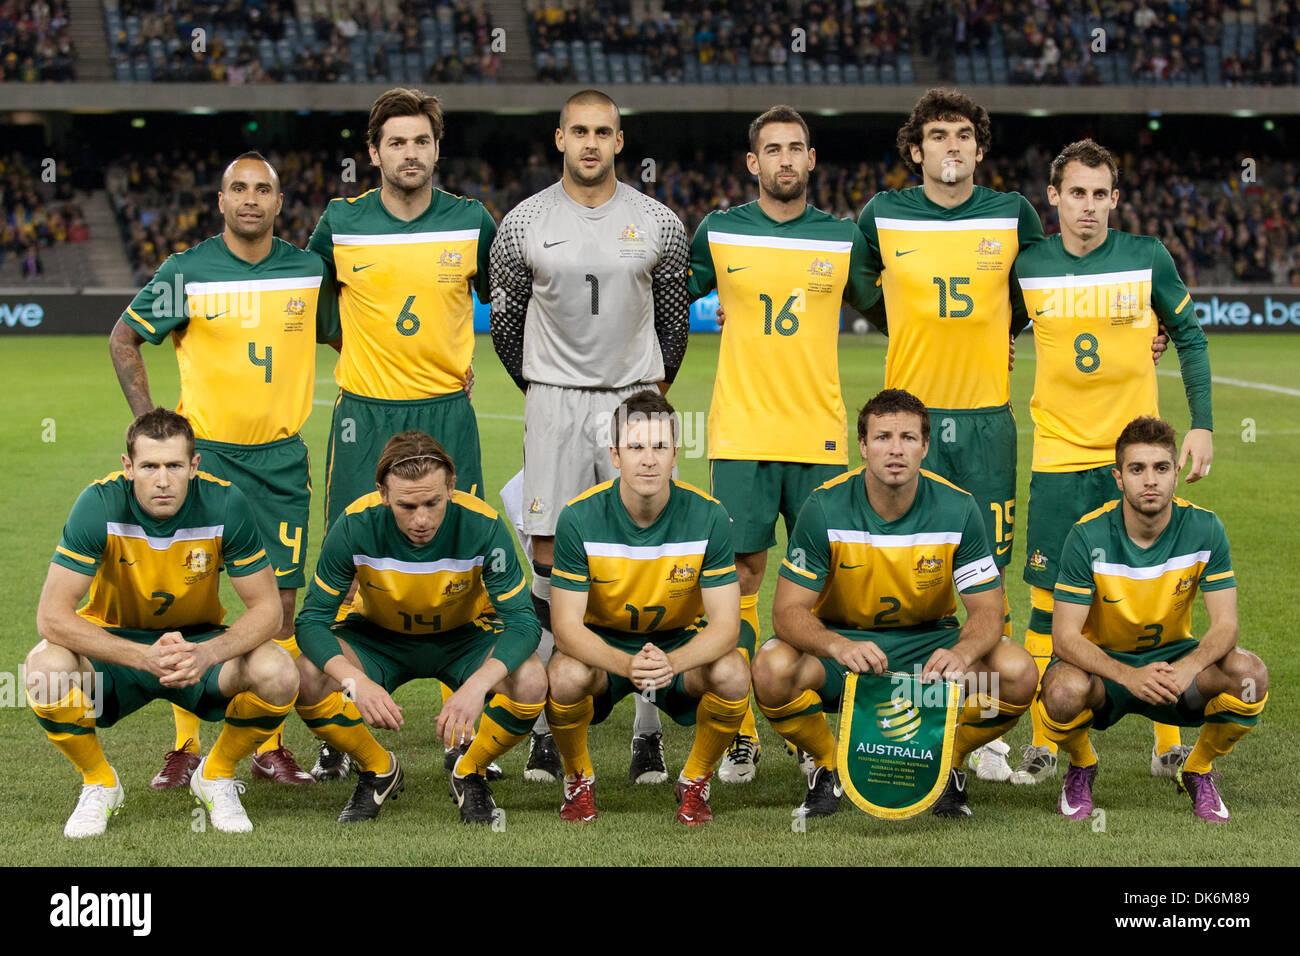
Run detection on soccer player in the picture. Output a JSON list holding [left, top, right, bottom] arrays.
[[310, 87, 494, 528], [293, 430, 545, 824], [546, 391, 747, 824], [109, 151, 336, 789], [1011, 140, 1213, 785], [489, 89, 690, 785], [688, 104, 881, 783], [756, 389, 1036, 818], [309, 88, 497, 777], [26, 409, 298, 837], [1041, 417, 1265, 823]]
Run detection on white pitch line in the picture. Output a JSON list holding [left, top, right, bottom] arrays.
[[1017, 354, 1300, 397]]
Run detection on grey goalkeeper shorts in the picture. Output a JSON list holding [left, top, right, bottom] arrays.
[[522, 382, 652, 536]]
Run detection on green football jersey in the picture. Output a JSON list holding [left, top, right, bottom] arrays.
[[1013, 230, 1212, 471], [551, 479, 737, 635], [857, 185, 1043, 410], [52, 471, 268, 631], [687, 202, 880, 464], [1054, 497, 1235, 653], [122, 235, 337, 445], [295, 489, 539, 673], [308, 187, 496, 401], [779, 467, 999, 631]]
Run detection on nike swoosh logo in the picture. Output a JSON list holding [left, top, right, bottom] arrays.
[[838, 562, 864, 570], [726, 265, 749, 273], [542, 240, 567, 248], [119, 557, 137, 565], [996, 544, 1011, 555], [204, 311, 226, 321], [1059, 791, 1080, 815], [352, 263, 376, 272], [1212, 798, 1229, 819], [365, 581, 390, 591], [895, 249, 918, 257], [590, 577, 619, 584], [1102, 596, 1123, 603], [1035, 308, 1049, 316], [274, 567, 294, 577]]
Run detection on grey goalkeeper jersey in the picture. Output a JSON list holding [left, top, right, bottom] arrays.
[[490, 180, 690, 391]]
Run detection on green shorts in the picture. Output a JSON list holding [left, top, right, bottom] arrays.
[[89, 626, 231, 728], [324, 389, 484, 533], [1023, 465, 1119, 590], [922, 405, 1017, 568], [818, 621, 960, 710], [196, 435, 311, 589], [709, 459, 845, 555], [591, 624, 705, 727], [334, 616, 503, 694], [1046, 639, 1204, 731]]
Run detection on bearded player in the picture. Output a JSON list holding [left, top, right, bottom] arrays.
[[688, 105, 881, 783]]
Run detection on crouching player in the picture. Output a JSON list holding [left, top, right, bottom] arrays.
[[546, 391, 747, 825], [757, 389, 1037, 819], [27, 408, 297, 836], [293, 430, 545, 824], [1042, 417, 1267, 823]]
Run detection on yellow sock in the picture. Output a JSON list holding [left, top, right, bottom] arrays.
[[1153, 721, 1182, 755], [29, 686, 116, 786], [1040, 708, 1097, 769], [684, 692, 749, 779], [1025, 586, 1056, 751], [455, 695, 543, 777], [758, 689, 836, 769], [438, 681, 481, 739], [545, 696, 595, 778], [296, 691, 391, 774], [954, 693, 1030, 768], [205, 690, 294, 778], [172, 704, 201, 753], [1001, 588, 1012, 640], [273, 634, 301, 660], [1185, 692, 1267, 773], [735, 637, 758, 740]]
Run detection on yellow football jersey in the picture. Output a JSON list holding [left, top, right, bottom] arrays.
[[688, 202, 879, 464], [1054, 498, 1235, 653], [51, 472, 269, 631], [858, 186, 1044, 410], [123, 236, 336, 445], [309, 188, 496, 400]]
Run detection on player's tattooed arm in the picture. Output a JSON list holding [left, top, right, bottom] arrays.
[[108, 318, 154, 417], [488, 218, 533, 392]]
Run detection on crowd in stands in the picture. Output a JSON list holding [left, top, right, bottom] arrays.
[[528, 0, 912, 82], [921, 0, 1300, 86], [0, 153, 88, 279], [105, 142, 1299, 288], [1, 0, 76, 81], [108, 0, 499, 83]]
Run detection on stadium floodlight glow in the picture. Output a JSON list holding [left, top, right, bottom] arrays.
[[186, 107, 216, 116], [1264, 120, 1276, 131], [817, 109, 841, 117], [1147, 119, 1161, 131], [341, 129, 352, 139], [1232, 109, 1258, 118], [1027, 108, 1051, 117], [130, 117, 146, 129]]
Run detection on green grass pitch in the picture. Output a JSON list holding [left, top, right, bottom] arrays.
[[1, 331, 1296, 866]]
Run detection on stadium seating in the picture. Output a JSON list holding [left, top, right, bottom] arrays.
[[104, 0, 499, 83]]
